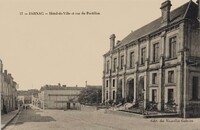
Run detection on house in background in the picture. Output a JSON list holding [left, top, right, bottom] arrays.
[[17, 89, 39, 105], [102, 0, 200, 117], [38, 84, 84, 110]]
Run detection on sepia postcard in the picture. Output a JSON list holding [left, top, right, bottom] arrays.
[[1, 0, 200, 130]]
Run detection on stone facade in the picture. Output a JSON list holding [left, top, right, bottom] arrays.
[[17, 89, 39, 105], [38, 85, 84, 110], [0, 59, 18, 114], [102, 0, 200, 117]]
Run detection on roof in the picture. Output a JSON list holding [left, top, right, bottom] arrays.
[[40, 85, 84, 91], [86, 85, 102, 89], [106, 1, 198, 54], [17, 89, 39, 96]]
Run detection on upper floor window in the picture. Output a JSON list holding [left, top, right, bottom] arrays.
[[168, 71, 174, 83], [130, 52, 134, 68], [153, 43, 159, 62], [113, 58, 117, 72], [112, 79, 115, 87], [120, 55, 124, 70], [141, 47, 146, 65], [106, 60, 110, 73], [106, 80, 109, 87], [152, 73, 157, 84], [169, 36, 177, 59]]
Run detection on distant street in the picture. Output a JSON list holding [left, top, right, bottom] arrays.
[[4, 107, 200, 130]]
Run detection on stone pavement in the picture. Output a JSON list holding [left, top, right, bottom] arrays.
[[4, 108, 200, 130], [1, 109, 20, 130]]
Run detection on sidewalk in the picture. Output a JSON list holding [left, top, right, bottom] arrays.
[[1, 109, 20, 130], [105, 109, 180, 118]]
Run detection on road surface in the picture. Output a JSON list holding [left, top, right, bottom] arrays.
[[4, 107, 200, 130]]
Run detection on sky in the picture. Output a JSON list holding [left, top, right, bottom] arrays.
[[0, 0, 191, 90]]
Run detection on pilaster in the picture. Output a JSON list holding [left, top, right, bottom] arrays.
[[159, 31, 166, 111]]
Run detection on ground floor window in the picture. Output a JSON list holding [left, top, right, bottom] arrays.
[[192, 76, 199, 100], [167, 89, 174, 103], [106, 91, 108, 100], [152, 89, 157, 102], [113, 91, 115, 100]]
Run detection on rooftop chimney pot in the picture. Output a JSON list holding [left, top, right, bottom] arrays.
[[160, 0, 172, 26], [110, 34, 116, 51]]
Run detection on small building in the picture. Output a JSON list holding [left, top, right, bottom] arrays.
[[38, 84, 84, 110]]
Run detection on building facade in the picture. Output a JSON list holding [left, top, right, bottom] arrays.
[[38, 84, 84, 110], [0, 60, 18, 114], [102, 0, 200, 117], [17, 89, 39, 105]]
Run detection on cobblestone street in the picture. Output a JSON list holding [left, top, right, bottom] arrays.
[[4, 107, 200, 130]]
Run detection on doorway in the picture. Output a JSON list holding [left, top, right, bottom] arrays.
[[126, 79, 134, 102]]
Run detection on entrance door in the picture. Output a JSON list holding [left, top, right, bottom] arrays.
[[67, 102, 70, 109], [127, 79, 134, 102], [117, 80, 123, 103], [137, 77, 144, 101]]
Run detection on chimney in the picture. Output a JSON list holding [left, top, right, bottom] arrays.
[[0, 60, 3, 73], [160, 0, 172, 26], [4, 70, 7, 75], [116, 40, 121, 45], [110, 34, 116, 51], [8, 73, 12, 78]]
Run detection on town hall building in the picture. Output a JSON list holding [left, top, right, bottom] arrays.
[[102, 0, 200, 117]]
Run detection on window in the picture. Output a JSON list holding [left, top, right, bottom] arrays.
[[153, 43, 159, 62], [141, 47, 146, 65], [152, 89, 157, 102], [106, 60, 109, 73], [169, 36, 177, 59], [130, 52, 134, 68], [106, 91, 108, 100], [112, 79, 115, 87], [120, 55, 124, 69], [113, 91, 115, 100], [113, 58, 117, 72], [168, 89, 174, 102], [192, 77, 199, 100], [168, 71, 174, 83], [106, 80, 108, 87], [152, 73, 157, 84]]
